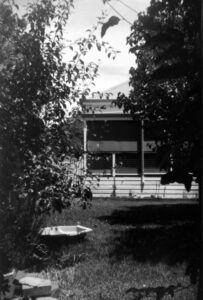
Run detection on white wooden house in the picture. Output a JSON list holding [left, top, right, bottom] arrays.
[[82, 82, 198, 199]]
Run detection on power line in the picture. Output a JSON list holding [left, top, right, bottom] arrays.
[[117, 0, 139, 15], [106, 1, 133, 25]]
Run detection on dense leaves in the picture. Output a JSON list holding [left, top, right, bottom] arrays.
[[126, 283, 191, 300], [0, 0, 109, 274], [116, 0, 200, 188]]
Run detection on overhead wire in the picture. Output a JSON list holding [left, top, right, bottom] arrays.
[[116, 0, 139, 15], [106, 1, 133, 25], [104, 0, 117, 16]]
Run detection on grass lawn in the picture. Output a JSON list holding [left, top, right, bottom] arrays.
[[41, 198, 200, 300]]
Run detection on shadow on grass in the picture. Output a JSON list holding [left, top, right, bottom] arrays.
[[99, 203, 200, 282], [110, 223, 199, 264], [99, 203, 199, 226]]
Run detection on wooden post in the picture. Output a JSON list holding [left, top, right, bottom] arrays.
[[112, 153, 116, 197], [198, 7, 203, 298], [140, 119, 144, 191], [83, 121, 87, 174], [112, 153, 116, 178], [169, 153, 174, 171]]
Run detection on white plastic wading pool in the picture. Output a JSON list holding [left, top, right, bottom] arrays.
[[40, 225, 92, 237]]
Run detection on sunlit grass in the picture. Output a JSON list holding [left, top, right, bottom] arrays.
[[43, 198, 199, 300]]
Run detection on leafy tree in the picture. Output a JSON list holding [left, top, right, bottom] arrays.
[[0, 0, 115, 275], [116, 0, 200, 189]]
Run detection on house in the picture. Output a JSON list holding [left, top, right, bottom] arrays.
[[82, 82, 198, 199]]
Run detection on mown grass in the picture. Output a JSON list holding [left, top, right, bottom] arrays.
[[42, 198, 200, 300]]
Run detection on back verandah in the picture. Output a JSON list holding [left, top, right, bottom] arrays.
[[82, 82, 198, 199]]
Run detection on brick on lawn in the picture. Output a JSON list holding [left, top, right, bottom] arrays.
[[19, 277, 51, 297], [35, 297, 58, 300]]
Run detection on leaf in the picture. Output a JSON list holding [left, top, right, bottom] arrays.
[[88, 43, 92, 50], [73, 53, 78, 61], [101, 16, 120, 38], [96, 43, 101, 51]]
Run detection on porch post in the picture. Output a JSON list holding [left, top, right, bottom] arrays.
[[112, 153, 116, 178], [112, 153, 116, 196], [83, 121, 87, 174], [141, 119, 144, 190], [169, 153, 174, 171]]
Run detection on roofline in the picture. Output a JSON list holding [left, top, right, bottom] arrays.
[[82, 99, 116, 103], [102, 81, 130, 93]]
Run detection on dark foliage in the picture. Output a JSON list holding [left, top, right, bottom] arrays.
[[126, 283, 191, 300], [161, 169, 193, 191], [0, 0, 100, 280], [116, 0, 201, 189]]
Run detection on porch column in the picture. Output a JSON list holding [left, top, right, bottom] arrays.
[[170, 153, 174, 171], [112, 153, 116, 178], [83, 121, 87, 174], [112, 153, 116, 196], [141, 119, 144, 190]]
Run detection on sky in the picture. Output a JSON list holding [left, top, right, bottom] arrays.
[[67, 0, 150, 92], [15, 0, 150, 92]]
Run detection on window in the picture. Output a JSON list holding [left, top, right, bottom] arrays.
[[87, 153, 112, 175], [116, 153, 140, 174], [144, 153, 161, 174]]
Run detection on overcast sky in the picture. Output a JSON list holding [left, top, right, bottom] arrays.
[[16, 0, 150, 92]]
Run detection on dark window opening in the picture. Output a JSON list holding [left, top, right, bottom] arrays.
[[144, 153, 161, 173], [87, 153, 112, 174], [87, 120, 140, 141], [116, 153, 140, 174]]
